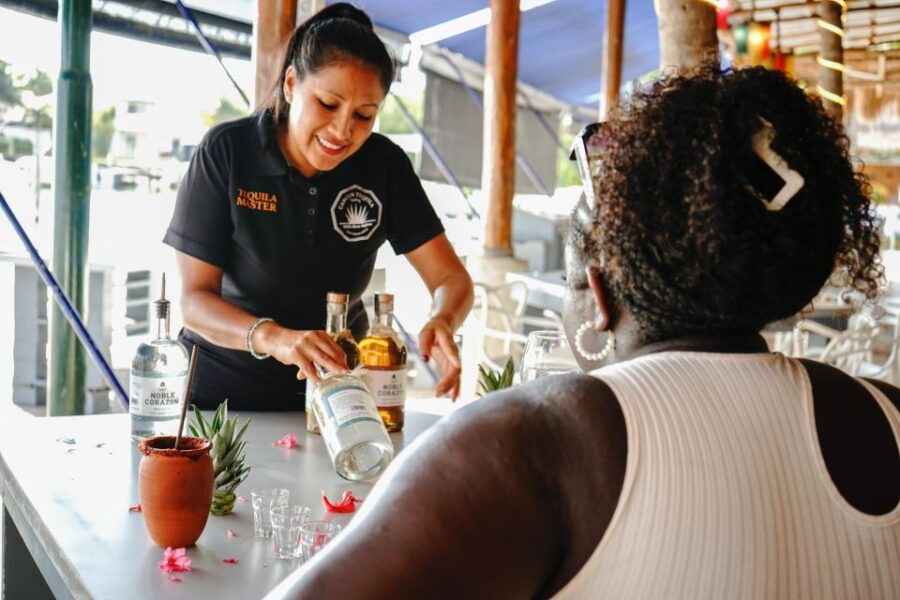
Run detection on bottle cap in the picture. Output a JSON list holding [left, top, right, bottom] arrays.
[[374, 292, 394, 314], [326, 292, 349, 304]]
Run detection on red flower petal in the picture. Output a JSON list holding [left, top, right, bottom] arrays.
[[168, 575, 183, 583], [222, 557, 239, 564], [322, 489, 363, 513], [128, 504, 142, 512]]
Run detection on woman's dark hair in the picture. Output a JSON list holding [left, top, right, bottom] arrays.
[[571, 64, 883, 344], [259, 2, 395, 125]]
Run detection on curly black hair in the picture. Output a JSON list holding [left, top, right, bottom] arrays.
[[571, 64, 883, 344]]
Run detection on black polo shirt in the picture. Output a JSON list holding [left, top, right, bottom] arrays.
[[163, 111, 444, 411]]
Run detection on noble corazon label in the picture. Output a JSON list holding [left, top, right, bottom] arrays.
[[331, 185, 382, 242], [130, 374, 185, 417]]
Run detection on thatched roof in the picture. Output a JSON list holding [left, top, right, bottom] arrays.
[[728, 1, 900, 117]]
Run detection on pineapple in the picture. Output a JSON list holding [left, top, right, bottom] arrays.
[[188, 400, 251, 515], [476, 357, 516, 397]]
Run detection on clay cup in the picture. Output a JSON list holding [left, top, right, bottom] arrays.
[[137, 436, 214, 547]]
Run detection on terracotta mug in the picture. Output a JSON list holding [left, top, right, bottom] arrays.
[[138, 436, 214, 547]]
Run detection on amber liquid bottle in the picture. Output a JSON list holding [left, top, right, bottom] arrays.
[[306, 292, 360, 434], [359, 293, 407, 432]]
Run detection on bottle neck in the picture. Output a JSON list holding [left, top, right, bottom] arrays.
[[375, 310, 393, 329], [326, 306, 348, 335], [156, 313, 171, 340]]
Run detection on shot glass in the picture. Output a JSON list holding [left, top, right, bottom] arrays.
[[270, 505, 311, 560], [251, 487, 289, 539], [299, 520, 342, 561]]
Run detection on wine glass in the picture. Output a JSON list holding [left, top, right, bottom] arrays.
[[519, 330, 578, 383]]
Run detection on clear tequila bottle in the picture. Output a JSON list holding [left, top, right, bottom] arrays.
[[130, 274, 189, 441], [307, 292, 360, 433], [310, 371, 394, 481], [358, 293, 408, 432]]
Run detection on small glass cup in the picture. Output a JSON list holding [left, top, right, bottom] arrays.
[[299, 520, 342, 560], [251, 487, 289, 539], [270, 505, 311, 559], [519, 330, 578, 383]]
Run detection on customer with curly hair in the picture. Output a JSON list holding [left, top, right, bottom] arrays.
[[268, 65, 900, 599]]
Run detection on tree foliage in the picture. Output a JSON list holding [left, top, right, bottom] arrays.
[[92, 106, 116, 160], [0, 59, 20, 111], [203, 97, 247, 127], [375, 92, 423, 135]]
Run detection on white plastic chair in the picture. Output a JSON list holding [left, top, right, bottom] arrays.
[[468, 281, 563, 372], [792, 301, 900, 382]]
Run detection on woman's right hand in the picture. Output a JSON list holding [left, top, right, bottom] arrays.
[[253, 322, 349, 384]]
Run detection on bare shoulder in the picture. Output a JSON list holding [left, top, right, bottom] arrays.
[[436, 371, 625, 460], [458, 373, 627, 596], [268, 373, 627, 600], [798, 359, 900, 515]]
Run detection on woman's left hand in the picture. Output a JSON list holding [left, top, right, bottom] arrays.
[[419, 316, 461, 401]]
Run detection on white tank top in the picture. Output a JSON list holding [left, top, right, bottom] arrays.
[[553, 351, 900, 599]]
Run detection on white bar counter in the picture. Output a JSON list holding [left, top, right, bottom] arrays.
[[0, 410, 439, 599]]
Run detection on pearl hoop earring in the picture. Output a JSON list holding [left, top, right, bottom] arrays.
[[575, 320, 615, 362]]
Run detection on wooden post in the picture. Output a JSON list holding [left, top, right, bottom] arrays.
[[818, 0, 845, 120], [656, 0, 718, 71], [253, 0, 299, 108], [600, 0, 626, 119], [482, 0, 521, 256]]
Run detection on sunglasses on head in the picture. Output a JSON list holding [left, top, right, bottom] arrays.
[[569, 122, 607, 204]]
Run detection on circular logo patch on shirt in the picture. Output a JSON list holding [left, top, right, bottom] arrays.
[[331, 185, 383, 242]]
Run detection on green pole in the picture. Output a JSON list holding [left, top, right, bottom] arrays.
[[49, 0, 92, 416]]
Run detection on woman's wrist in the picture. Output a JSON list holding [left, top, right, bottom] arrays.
[[429, 312, 457, 333], [250, 319, 282, 358]]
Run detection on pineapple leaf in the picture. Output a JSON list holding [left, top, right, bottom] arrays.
[[476, 357, 517, 396], [211, 403, 224, 433], [190, 404, 209, 439], [233, 419, 251, 447]]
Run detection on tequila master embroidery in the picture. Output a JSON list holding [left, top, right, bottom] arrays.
[[235, 187, 278, 212]]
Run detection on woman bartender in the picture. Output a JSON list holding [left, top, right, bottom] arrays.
[[163, 3, 473, 411]]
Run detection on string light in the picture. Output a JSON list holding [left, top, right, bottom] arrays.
[[817, 56, 845, 73], [815, 0, 847, 108], [816, 19, 844, 38]]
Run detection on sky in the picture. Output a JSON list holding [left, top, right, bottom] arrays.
[[0, 6, 254, 142]]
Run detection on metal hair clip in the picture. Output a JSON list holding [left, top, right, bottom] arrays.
[[750, 117, 805, 212]]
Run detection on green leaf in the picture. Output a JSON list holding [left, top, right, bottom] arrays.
[[190, 404, 209, 439], [211, 404, 224, 433], [232, 419, 251, 447]]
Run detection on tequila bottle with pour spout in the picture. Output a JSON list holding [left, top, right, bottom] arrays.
[[307, 292, 359, 433], [130, 274, 189, 441]]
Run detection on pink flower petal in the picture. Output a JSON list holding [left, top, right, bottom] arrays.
[[128, 504, 142, 512], [273, 433, 298, 449], [226, 528, 236, 538], [237, 495, 246, 503], [168, 575, 183, 583], [158, 547, 192, 572], [222, 557, 239, 564]]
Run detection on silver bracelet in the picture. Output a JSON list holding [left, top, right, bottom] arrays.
[[247, 317, 274, 360]]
